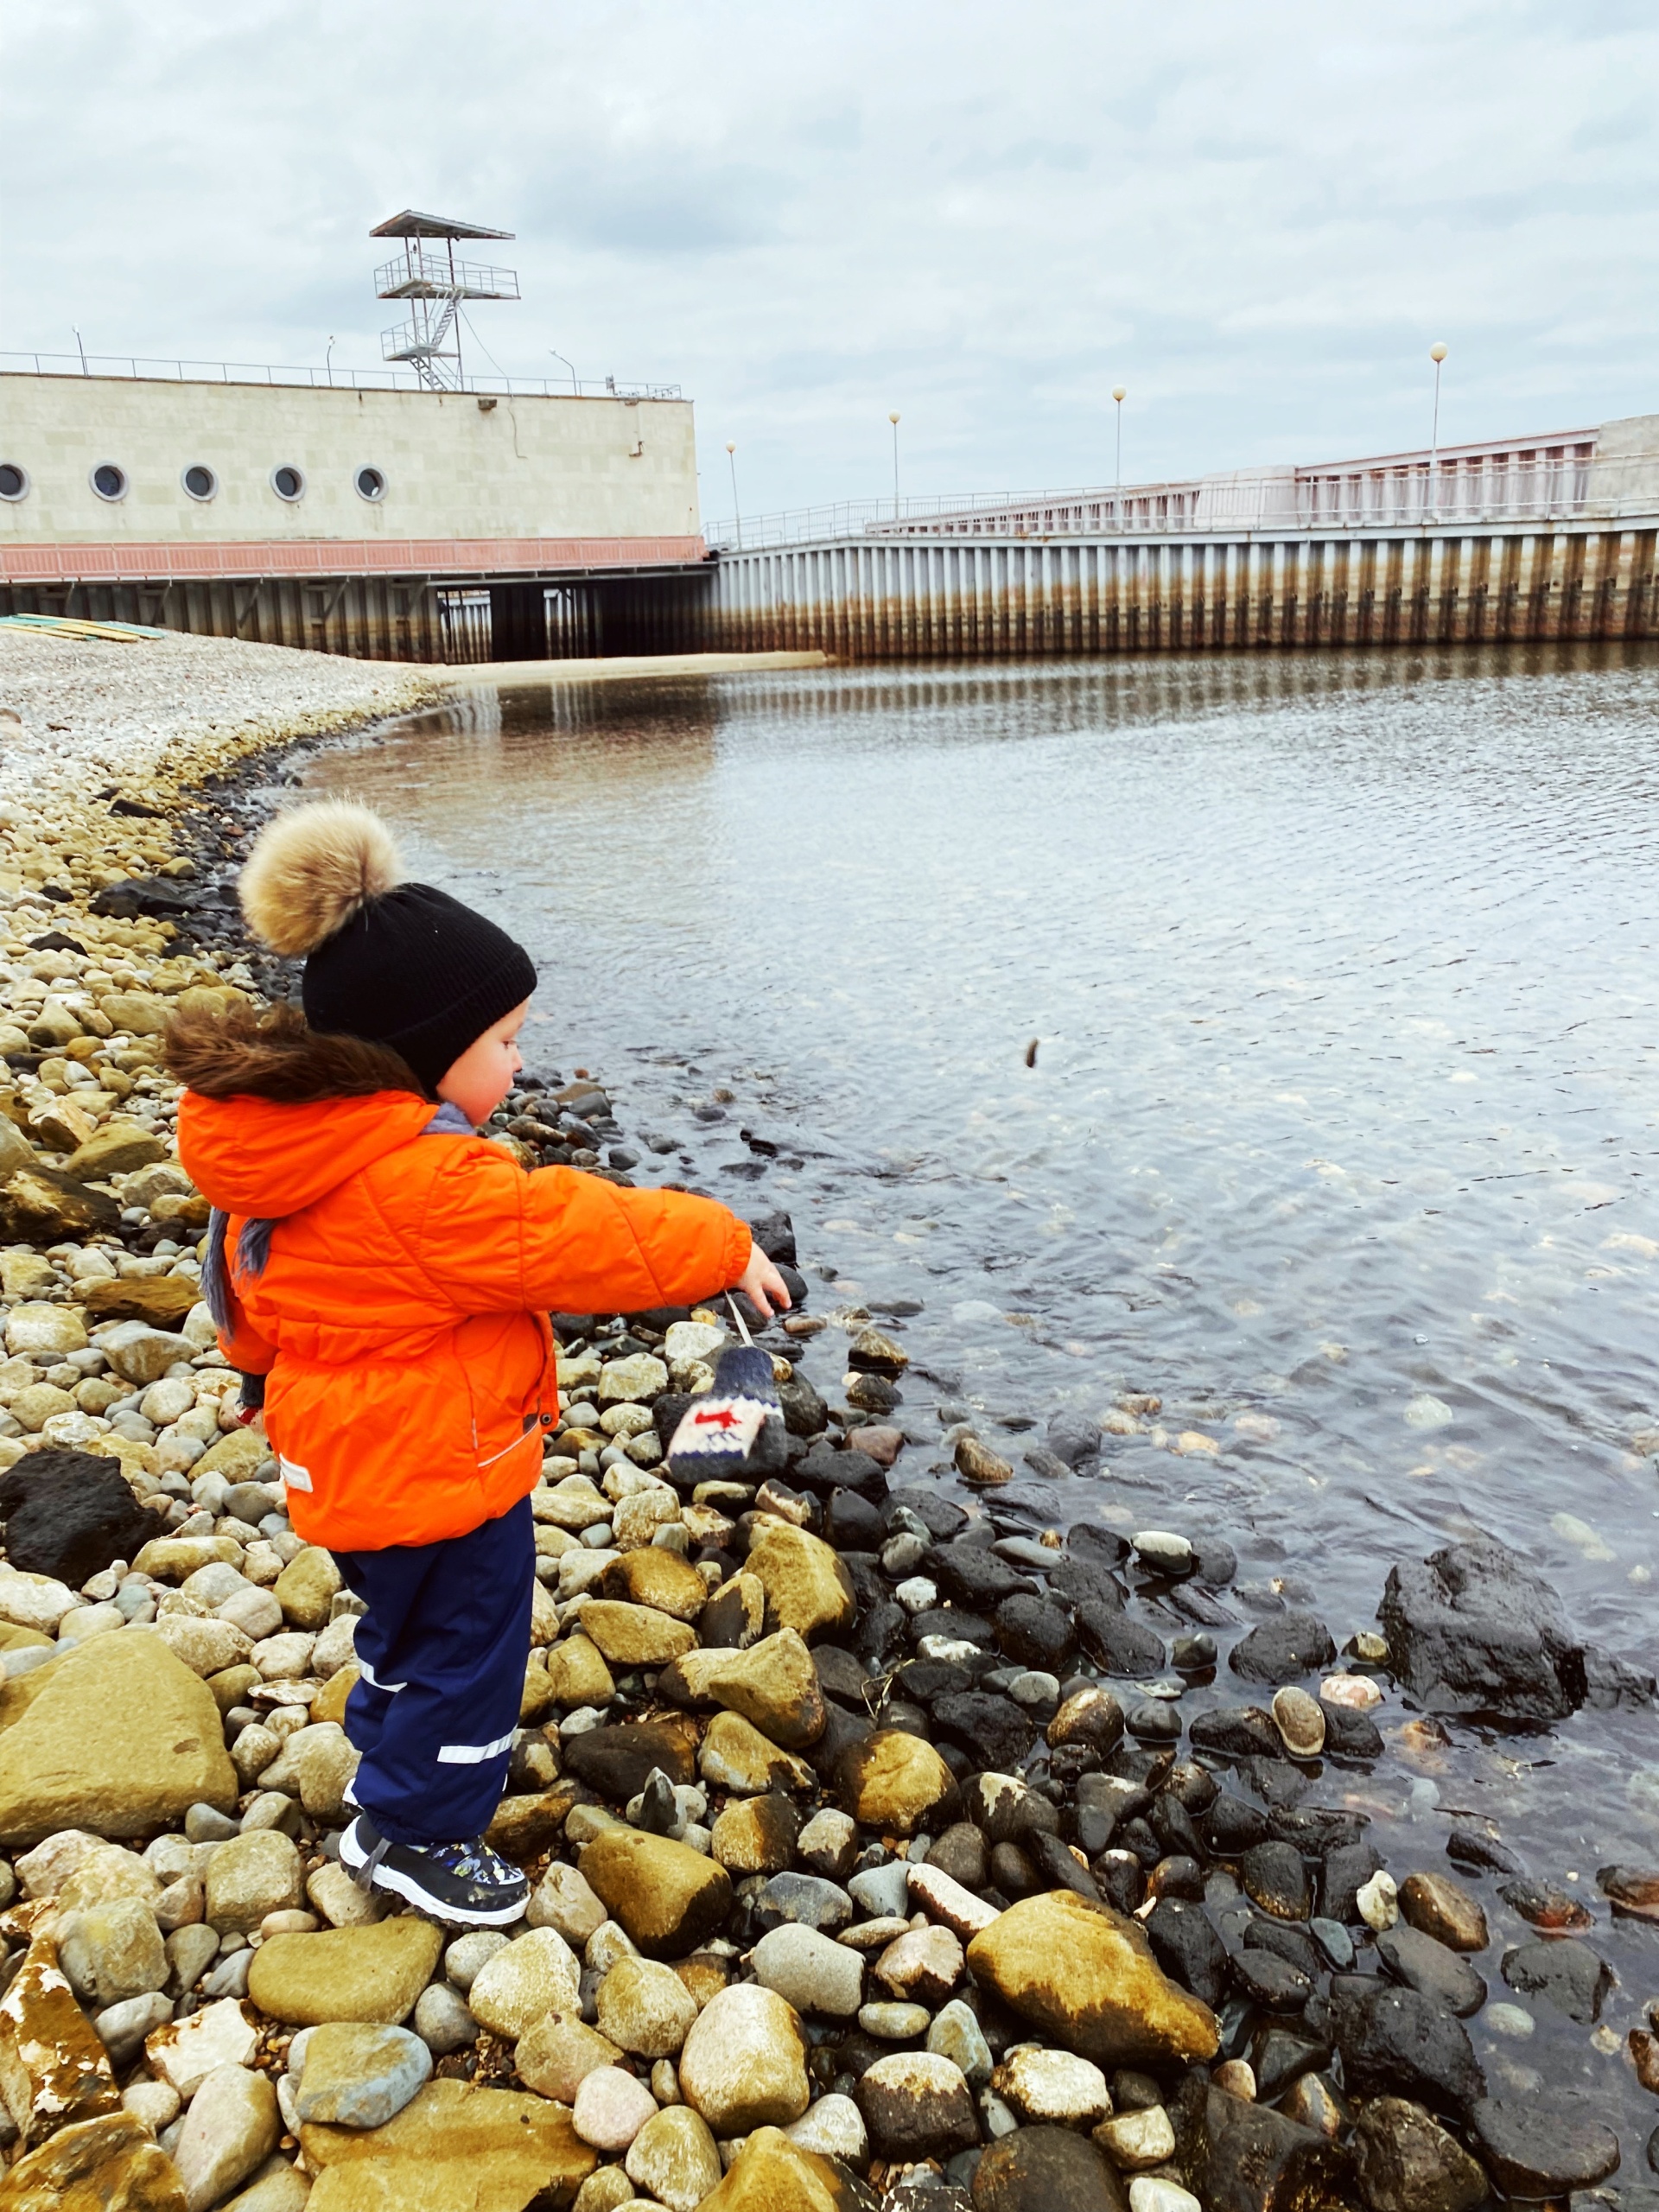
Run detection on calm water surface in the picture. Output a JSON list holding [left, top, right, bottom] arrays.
[[308, 645, 1659, 2126]]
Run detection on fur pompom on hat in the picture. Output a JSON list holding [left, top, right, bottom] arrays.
[[238, 800, 537, 1096], [240, 800, 404, 957]]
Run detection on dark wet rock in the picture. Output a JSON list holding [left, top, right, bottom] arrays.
[[963, 1770, 1059, 1845], [1147, 1854, 1204, 1902], [934, 1547, 1037, 1610], [1145, 1897, 1228, 2009], [1075, 1774, 1134, 1857], [1376, 1928, 1486, 2018], [753, 1872, 854, 1935], [969, 2124, 1128, 2212], [995, 1594, 1075, 1671], [927, 1822, 989, 1891], [909, 1607, 995, 1650], [1501, 1936, 1612, 2024], [1379, 1535, 1656, 1722], [1067, 1523, 1132, 1566], [1149, 1795, 1204, 1862], [1172, 1632, 1219, 1672], [1075, 1604, 1166, 1677], [1330, 1981, 1484, 2116], [934, 1693, 1035, 1770], [1116, 1817, 1161, 1869], [1321, 1700, 1384, 1761], [990, 1840, 1039, 1899], [1469, 2096, 1620, 2199], [1230, 1612, 1337, 1684], [561, 1719, 696, 1801], [798, 1443, 887, 1503], [1233, 1947, 1311, 2012], [1173, 2075, 1355, 2212], [1091, 1851, 1143, 1916], [1044, 1415, 1102, 1471], [1205, 1795, 1272, 1856], [825, 1489, 886, 1550], [1170, 1582, 1240, 1629], [1244, 1919, 1320, 1979], [1022, 1446, 1073, 1482], [855, 1598, 910, 1665], [807, 1701, 875, 1783], [1047, 1556, 1125, 1611], [1242, 1757, 1312, 1811], [1251, 2023, 1332, 2100], [1027, 1830, 1101, 1900], [814, 1646, 874, 1708], [1445, 1824, 1524, 1878], [1191, 1536, 1238, 1587], [1190, 1705, 1282, 1762], [777, 1375, 830, 1439], [1352, 2096, 1487, 2212], [1309, 1917, 1354, 1971], [1163, 1761, 1218, 1815], [889, 1489, 969, 1541], [0, 1447, 157, 1586], [1241, 1840, 1312, 1921], [1270, 1806, 1368, 1858], [1127, 1699, 1183, 1743], [1322, 1840, 1384, 1924], [1598, 1863, 1659, 1923]]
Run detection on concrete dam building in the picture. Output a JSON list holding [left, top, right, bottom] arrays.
[[0, 367, 707, 660], [4, 339, 1659, 665]]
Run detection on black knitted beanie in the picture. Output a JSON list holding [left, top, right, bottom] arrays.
[[237, 802, 536, 1095]]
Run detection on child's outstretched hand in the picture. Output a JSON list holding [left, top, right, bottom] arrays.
[[737, 1243, 792, 1318]]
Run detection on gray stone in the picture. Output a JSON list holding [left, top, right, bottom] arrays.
[[413, 1981, 479, 2056], [849, 1860, 912, 1920], [171, 2063, 281, 2212], [751, 1924, 863, 2018], [293, 2021, 433, 2129], [926, 1998, 992, 2088], [56, 1896, 168, 2006], [1353, 2096, 1487, 2212], [94, 1988, 175, 2067]]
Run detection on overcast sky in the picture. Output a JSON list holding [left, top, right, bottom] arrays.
[[5, 1, 1657, 521]]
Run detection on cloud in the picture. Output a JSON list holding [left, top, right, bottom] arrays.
[[3, 0, 1656, 516]]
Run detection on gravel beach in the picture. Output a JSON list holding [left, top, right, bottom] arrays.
[[0, 630, 1652, 2211]]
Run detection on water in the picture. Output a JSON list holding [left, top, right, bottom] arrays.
[[307, 644, 1659, 2129]]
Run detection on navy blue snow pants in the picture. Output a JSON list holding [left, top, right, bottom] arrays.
[[334, 1494, 534, 1847]]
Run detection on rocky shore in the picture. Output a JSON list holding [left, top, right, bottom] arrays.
[[0, 632, 1656, 2211]]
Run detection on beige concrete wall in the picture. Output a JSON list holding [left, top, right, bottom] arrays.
[[0, 376, 700, 542]]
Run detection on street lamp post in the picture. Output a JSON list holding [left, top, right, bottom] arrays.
[[549, 350, 579, 395], [326, 335, 336, 386], [889, 413, 901, 520], [726, 442, 741, 549], [1112, 385, 1126, 518], [1427, 342, 1448, 520]]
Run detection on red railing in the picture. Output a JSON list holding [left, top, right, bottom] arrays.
[[0, 536, 709, 584]]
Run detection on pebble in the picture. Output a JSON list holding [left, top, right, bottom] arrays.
[[623, 2104, 723, 2212], [292, 2021, 432, 2127], [572, 2064, 658, 2152], [1357, 1869, 1400, 1930], [860, 1999, 933, 2039], [927, 1997, 993, 2087], [786, 2091, 869, 2164], [1129, 2182, 1202, 2212], [750, 1923, 863, 2018], [170, 2062, 280, 2212], [413, 1981, 479, 2055]]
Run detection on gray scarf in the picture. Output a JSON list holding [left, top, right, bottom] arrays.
[[201, 1100, 475, 1336]]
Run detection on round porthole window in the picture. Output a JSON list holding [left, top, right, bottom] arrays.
[[270, 464, 306, 502], [354, 466, 386, 502], [181, 464, 218, 502], [91, 462, 128, 502], [0, 463, 28, 502]]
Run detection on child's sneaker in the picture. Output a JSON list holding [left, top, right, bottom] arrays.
[[340, 1814, 528, 1925]]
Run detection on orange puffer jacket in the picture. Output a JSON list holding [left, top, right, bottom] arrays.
[[169, 1005, 751, 1552]]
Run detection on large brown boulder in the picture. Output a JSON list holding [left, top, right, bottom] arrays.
[[965, 1891, 1218, 2069], [0, 1630, 237, 1847]]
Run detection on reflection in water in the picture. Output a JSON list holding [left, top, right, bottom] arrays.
[[309, 644, 1659, 2126]]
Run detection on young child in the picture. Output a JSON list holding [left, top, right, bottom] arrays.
[[168, 801, 788, 1923]]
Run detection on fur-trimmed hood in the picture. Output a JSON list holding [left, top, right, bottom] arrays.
[[165, 998, 427, 1105]]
